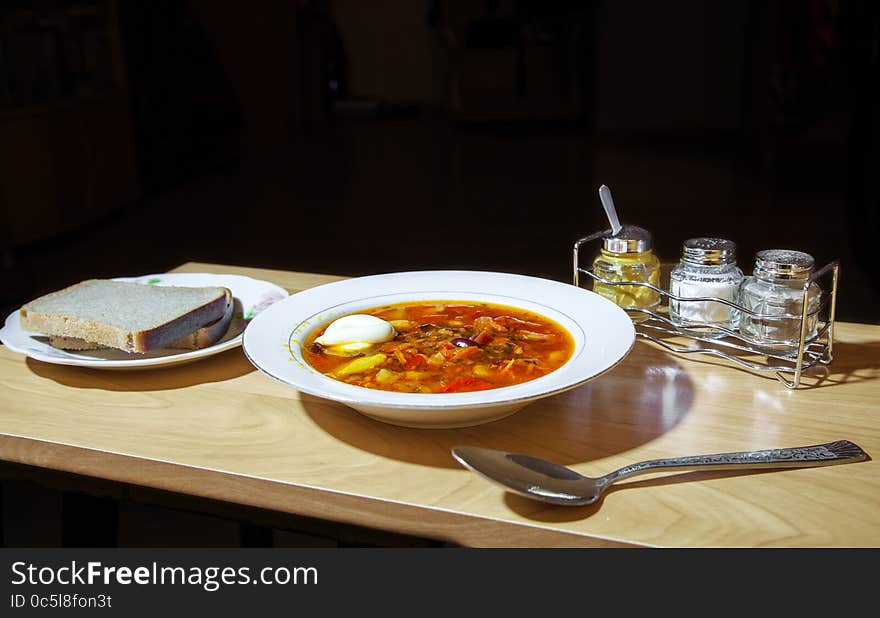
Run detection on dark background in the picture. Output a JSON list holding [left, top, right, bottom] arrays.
[[2, 0, 879, 322], [1, 0, 879, 548]]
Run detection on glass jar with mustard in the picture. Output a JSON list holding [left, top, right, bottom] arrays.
[[590, 225, 661, 319]]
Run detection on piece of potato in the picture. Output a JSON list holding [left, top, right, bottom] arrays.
[[473, 364, 492, 379], [333, 353, 387, 377], [389, 320, 415, 332], [375, 368, 398, 384]]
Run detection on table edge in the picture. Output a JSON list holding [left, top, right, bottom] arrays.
[[0, 433, 644, 549]]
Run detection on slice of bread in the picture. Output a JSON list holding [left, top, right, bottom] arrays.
[[48, 290, 235, 352], [20, 280, 231, 353]]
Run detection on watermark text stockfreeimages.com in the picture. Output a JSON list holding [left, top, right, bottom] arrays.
[[10, 560, 318, 592]]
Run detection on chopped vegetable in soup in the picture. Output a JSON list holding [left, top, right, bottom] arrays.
[[302, 301, 574, 393]]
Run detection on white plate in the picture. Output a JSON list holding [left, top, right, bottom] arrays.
[[243, 270, 635, 428], [0, 273, 288, 370]]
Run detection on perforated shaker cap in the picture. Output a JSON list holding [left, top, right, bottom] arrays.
[[754, 249, 815, 280], [602, 225, 652, 253], [681, 237, 737, 266]]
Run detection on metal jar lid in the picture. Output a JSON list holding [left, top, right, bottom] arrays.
[[681, 237, 737, 266], [602, 225, 653, 253], [754, 249, 815, 280]]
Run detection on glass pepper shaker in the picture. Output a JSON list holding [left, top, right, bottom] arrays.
[[669, 237, 744, 336], [737, 249, 821, 351], [591, 225, 661, 320]]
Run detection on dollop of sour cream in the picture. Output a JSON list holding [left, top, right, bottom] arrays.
[[314, 314, 396, 354]]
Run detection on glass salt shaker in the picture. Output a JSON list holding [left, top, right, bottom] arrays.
[[669, 237, 743, 336], [591, 225, 661, 320], [737, 249, 821, 352]]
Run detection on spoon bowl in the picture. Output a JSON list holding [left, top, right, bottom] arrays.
[[451, 441, 867, 506]]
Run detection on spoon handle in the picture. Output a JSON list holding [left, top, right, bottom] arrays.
[[603, 440, 867, 486], [598, 184, 622, 236]]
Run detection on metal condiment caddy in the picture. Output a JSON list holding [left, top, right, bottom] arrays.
[[573, 229, 839, 389]]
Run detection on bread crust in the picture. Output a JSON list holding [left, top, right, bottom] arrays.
[[177, 292, 234, 349], [20, 282, 231, 353]]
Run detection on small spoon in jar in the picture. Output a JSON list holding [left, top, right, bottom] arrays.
[[598, 184, 622, 236], [451, 440, 867, 506]]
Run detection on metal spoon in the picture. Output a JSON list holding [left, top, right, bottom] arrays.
[[598, 184, 622, 236], [451, 441, 867, 506]]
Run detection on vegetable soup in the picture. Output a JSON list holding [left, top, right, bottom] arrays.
[[303, 301, 574, 393]]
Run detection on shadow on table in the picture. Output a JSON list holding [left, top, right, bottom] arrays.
[[25, 348, 255, 391], [795, 340, 880, 388], [501, 468, 787, 523], [638, 339, 880, 390], [302, 343, 695, 469]]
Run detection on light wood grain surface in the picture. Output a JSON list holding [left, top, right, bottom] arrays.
[[2, 262, 879, 547]]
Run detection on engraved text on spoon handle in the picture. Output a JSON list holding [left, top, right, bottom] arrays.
[[603, 440, 867, 485]]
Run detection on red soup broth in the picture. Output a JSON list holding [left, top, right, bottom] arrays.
[[302, 301, 575, 393]]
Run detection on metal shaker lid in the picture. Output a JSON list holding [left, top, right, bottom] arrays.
[[602, 225, 652, 253], [681, 237, 737, 266], [754, 249, 815, 280]]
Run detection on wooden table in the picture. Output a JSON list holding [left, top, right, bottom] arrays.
[[2, 262, 879, 548]]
